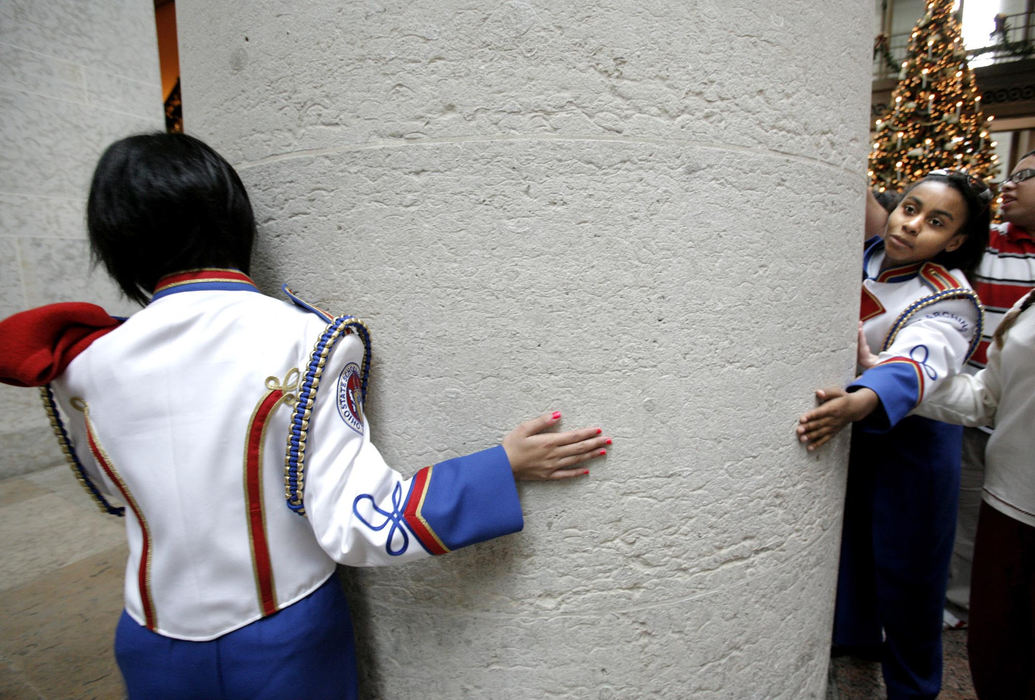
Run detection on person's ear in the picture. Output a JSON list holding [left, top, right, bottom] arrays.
[[943, 232, 965, 253]]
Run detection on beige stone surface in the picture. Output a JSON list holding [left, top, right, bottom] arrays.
[[17, 238, 139, 314], [0, 0, 163, 481], [0, 193, 84, 243], [0, 239, 24, 317], [0, 388, 64, 480]]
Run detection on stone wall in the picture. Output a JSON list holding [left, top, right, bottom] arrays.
[[0, 1, 163, 478]]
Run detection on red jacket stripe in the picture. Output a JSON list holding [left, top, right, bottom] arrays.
[[876, 356, 926, 399], [244, 389, 283, 616], [860, 287, 886, 322], [920, 263, 959, 292], [876, 262, 921, 283], [83, 410, 157, 629], [402, 467, 450, 555], [153, 269, 253, 294]]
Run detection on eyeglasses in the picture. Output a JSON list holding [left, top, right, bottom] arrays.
[[1000, 168, 1035, 188], [928, 168, 994, 205]]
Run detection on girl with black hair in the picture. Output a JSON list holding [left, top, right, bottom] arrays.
[[912, 289, 1035, 699], [797, 170, 992, 699], [0, 133, 611, 699]]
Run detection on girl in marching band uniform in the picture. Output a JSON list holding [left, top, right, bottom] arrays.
[[0, 133, 610, 699], [797, 170, 992, 699]]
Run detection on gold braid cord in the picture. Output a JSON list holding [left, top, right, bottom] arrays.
[[284, 317, 371, 516], [39, 386, 124, 517]]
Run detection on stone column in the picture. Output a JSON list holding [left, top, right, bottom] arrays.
[[178, 2, 870, 696], [0, 1, 163, 477]]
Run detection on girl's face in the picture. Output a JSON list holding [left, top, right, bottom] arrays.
[[882, 180, 967, 267], [1000, 154, 1035, 229]]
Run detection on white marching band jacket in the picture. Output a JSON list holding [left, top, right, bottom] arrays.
[[850, 237, 984, 429], [0, 270, 523, 641]]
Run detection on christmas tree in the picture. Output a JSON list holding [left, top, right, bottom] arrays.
[[869, 0, 998, 193]]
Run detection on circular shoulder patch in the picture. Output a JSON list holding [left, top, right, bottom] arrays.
[[336, 362, 364, 434]]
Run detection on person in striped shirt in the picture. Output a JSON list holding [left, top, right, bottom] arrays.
[[945, 150, 1035, 629]]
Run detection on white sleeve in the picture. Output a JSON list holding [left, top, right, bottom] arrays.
[[287, 318, 523, 567], [912, 330, 1002, 428]]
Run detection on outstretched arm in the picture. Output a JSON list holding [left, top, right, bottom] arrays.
[[796, 387, 879, 451], [504, 411, 611, 480], [865, 188, 890, 240]]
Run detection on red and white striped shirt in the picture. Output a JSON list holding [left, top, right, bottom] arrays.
[[967, 222, 1035, 371]]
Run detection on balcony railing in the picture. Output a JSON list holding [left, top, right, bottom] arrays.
[[874, 10, 1034, 80]]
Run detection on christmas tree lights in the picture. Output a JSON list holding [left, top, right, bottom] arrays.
[[869, 0, 999, 193]]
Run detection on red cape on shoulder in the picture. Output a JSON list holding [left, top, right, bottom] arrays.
[[0, 303, 121, 387]]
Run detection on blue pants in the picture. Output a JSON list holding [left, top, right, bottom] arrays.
[[115, 574, 358, 699], [834, 416, 961, 700]]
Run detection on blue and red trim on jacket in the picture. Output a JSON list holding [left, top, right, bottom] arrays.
[[151, 269, 261, 301], [402, 447, 524, 555], [352, 446, 524, 557]]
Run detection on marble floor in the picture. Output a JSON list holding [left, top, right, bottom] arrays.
[[1, 464, 976, 699]]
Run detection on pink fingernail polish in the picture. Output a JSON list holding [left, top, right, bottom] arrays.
[[582, 469, 590, 475], [595, 428, 602, 435], [605, 438, 612, 445], [598, 449, 607, 456], [551, 411, 561, 420]]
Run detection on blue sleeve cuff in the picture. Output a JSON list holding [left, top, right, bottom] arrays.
[[401, 445, 524, 554], [849, 360, 923, 431]]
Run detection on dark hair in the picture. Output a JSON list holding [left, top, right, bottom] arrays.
[[873, 188, 902, 213], [87, 133, 255, 305], [899, 170, 991, 277], [1019, 149, 1035, 162]]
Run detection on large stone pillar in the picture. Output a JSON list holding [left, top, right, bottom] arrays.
[[0, 1, 163, 477], [178, 2, 870, 696]]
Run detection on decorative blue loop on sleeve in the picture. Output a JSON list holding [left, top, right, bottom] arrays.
[[909, 344, 938, 380], [352, 482, 410, 556]]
